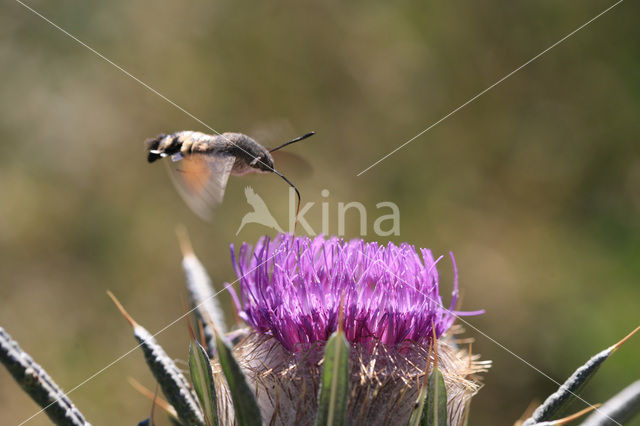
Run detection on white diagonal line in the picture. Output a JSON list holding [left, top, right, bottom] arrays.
[[357, 250, 622, 426], [356, 0, 624, 176], [17, 247, 285, 425], [14, 0, 279, 175]]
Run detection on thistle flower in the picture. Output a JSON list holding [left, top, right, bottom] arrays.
[[219, 234, 489, 425]]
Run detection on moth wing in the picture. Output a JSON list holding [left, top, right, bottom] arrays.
[[249, 118, 295, 142], [165, 153, 235, 220], [270, 150, 313, 179]]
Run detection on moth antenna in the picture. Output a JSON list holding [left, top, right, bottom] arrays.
[[273, 169, 301, 233], [269, 131, 315, 153]]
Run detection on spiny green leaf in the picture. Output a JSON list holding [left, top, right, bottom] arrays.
[[108, 291, 204, 426], [189, 341, 218, 426], [315, 329, 350, 426], [0, 326, 90, 426], [178, 227, 227, 357], [531, 404, 600, 425], [523, 348, 608, 424], [408, 369, 448, 426], [523, 325, 640, 425], [408, 381, 428, 426], [582, 380, 640, 425], [133, 323, 204, 426], [409, 339, 434, 426], [215, 334, 262, 426], [425, 367, 447, 426]]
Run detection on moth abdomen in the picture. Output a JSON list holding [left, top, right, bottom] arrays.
[[144, 134, 167, 163], [145, 132, 200, 163]]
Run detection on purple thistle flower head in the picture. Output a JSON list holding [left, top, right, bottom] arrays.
[[227, 234, 482, 352]]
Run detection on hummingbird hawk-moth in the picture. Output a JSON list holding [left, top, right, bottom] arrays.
[[144, 130, 314, 220]]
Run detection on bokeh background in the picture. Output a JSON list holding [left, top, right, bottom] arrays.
[[1, 1, 639, 424]]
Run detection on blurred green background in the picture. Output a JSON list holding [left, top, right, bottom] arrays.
[[1, 1, 639, 424]]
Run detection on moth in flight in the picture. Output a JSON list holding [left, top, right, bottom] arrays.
[[144, 130, 314, 220]]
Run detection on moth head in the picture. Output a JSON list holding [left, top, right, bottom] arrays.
[[249, 152, 275, 173]]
